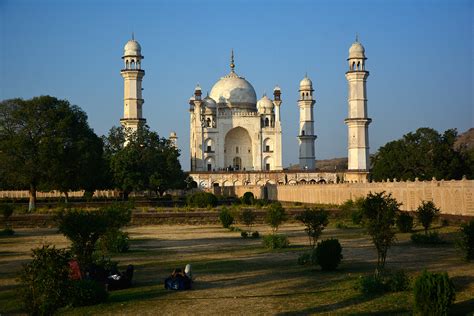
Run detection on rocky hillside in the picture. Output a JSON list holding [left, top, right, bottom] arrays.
[[454, 128, 474, 150]]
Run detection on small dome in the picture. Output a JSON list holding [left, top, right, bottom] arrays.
[[273, 85, 281, 91], [170, 131, 177, 137], [209, 72, 257, 110], [257, 95, 274, 109], [203, 95, 217, 109], [349, 41, 365, 59], [299, 76, 313, 89], [124, 40, 142, 56]]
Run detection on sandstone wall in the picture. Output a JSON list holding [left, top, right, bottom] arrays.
[[264, 179, 474, 216]]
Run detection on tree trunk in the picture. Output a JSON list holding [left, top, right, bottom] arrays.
[[63, 191, 69, 204], [28, 184, 37, 212]]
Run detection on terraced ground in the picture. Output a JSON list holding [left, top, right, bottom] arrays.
[[0, 223, 473, 315]]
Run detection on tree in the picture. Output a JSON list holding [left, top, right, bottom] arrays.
[[240, 209, 256, 231], [416, 201, 440, 235], [103, 125, 185, 198], [371, 128, 470, 181], [0, 96, 106, 211], [295, 208, 329, 248], [57, 204, 131, 273], [361, 192, 400, 274], [265, 202, 287, 233]]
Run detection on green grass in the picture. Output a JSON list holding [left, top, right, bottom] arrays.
[[0, 223, 473, 315]]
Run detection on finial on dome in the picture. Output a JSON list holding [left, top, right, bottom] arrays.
[[355, 33, 359, 42], [132, 32, 135, 41], [230, 49, 235, 72]]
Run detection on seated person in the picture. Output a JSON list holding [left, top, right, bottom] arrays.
[[107, 265, 134, 291], [164, 265, 193, 290]]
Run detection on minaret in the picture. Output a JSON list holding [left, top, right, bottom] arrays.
[[169, 131, 178, 148], [344, 37, 371, 181], [120, 35, 146, 131], [273, 86, 283, 170], [298, 75, 317, 170]]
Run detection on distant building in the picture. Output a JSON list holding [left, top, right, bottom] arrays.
[[119, 37, 371, 186]]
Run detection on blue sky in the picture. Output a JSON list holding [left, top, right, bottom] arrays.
[[0, 0, 472, 170]]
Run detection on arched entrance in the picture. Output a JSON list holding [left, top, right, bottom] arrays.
[[225, 127, 253, 171]]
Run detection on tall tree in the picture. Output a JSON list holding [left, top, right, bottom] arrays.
[[0, 96, 105, 211], [103, 125, 185, 198], [371, 127, 469, 181]]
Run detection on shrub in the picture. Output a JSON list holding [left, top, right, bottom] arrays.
[[413, 270, 455, 315], [295, 208, 329, 248], [386, 270, 410, 292], [241, 231, 248, 238], [19, 245, 72, 315], [187, 192, 218, 208], [416, 201, 440, 235], [396, 212, 414, 232], [219, 207, 234, 228], [456, 220, 474, 261], [361, 192, 400, 274], [297, 252, 311, 265], [351, 209, 364, 225], [355, 275, 385, 295], [254, 199, 269, 208], [57, 204, 132, 272], [335, 221, 348, 229], [240, 209, 256, 231], [0, 228, 14, 236], [97, 229, 130, 253], [70, 280, 108, 307], [241, 192, 255, 205], [411, 231, 444, 244], [313, 239, 343, 271], [0, 203, 14, 221], [265, 202, 287, 232], [263, 234, 289, 249], [251, 231, 260, 238], [355, 270, 409, 295]]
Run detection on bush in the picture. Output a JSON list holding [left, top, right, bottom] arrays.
[[241, 231, 248, 238], [0, 228, 14, 236], [456, 220, 474, 261], [19, 245, 72, 315], [265, 202, 287, 232], [416, 201, 440, 234], [355, 275, 385, 295], [297, 252, 311, 265], [413, 270, 455, 315], [355, 270, 410, 295], [313, 239, 343, 271], [335, 222, 348, 229], [251, 231, 260, 238], [0, 203, 14, 221], [351, 209, 364, 225], [396, 212, 414, 232], [97, 229, 130, 253], [187, 192, 218, 208], [386, 270, 410, 292], [411, 231, 444, 244], [295, 208, 329, 248], [240, 209, 256, 230], [70, 280, 108, 307], [219, 207, 234, 228], [241, 192, 255, 205], [263, 234, 289, 249]]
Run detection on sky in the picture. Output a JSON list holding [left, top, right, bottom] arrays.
[[0, 0, 472, 170]]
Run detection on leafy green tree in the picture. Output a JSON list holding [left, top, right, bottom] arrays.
[[361, 192, 400, 274], [295, 208, 329, 248], [0, 96, 106, 211], [265, 202, 287, 233], [57, 204, 131, 272], [103, 125, 185, 198], [371, 128, 470, 181], [240, 209, 256, 231], [416, 201, 440, 235]]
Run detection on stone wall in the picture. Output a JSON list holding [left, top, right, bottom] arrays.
[[263, 179, 473, 216]]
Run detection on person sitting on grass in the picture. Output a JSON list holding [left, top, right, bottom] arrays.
[[165, 264, 193, 290]]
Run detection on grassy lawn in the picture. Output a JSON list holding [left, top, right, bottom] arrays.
[[0, 223, 473, 315]]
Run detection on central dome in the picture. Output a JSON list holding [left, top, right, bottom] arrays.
[[209, 72, 257, 110]]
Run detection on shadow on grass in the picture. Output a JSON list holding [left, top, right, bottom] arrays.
[[451, 275, 474, 292], [276, 293, 384, 315], [108, 285, 169, 303], [450, 298, 474, 315]]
